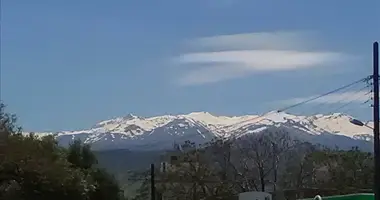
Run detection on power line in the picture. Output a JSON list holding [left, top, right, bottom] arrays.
[[219, 76, 372, 131], [303, 78, 374, 116], [328, 88, 372, 114], [291, 81, 371, 117], [305, 84, 371, 116], [277, 76, 372, 112]]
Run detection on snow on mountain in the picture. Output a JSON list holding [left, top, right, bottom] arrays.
[[31, 111, 374, 151]]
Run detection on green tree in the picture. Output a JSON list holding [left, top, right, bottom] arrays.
[[0, 102, 21, 136], [0, 132, 91, 200], [89, 168, 125, 200], [282, 145, 375, 196], [0, 102, 126, 200], [67, 140, 98, 170], [66, 139, 125, 200], [322, 147, 374, 193]]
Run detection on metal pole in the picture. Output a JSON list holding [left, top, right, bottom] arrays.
[[373, 41, 379, 200], [151, 163, 156, 200]]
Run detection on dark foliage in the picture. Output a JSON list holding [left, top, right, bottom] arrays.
[[0, 102, 126, 200], [132, 130, 375, 200]]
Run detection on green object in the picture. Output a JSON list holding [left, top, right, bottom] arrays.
[[299, 193, 374, 200]]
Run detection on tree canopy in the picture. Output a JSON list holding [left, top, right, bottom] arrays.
[[132, 129, 375, 200], [0, 102, 126, 200]]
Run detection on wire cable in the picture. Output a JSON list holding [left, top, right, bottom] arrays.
[[220, 75, 372, 130], [305, 84, 370, 115], [307, 79, 374, 116], [291, 83, 369, 117], [277, 75, 372, 112], [328, 89, 372, 114]]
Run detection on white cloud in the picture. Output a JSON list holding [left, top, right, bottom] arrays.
[[178, 64, 248, 85], [177, 50, 344, 71], [187, 31, 317, 50], [175, 31, 351, 86], [279, 91, 371, 105]]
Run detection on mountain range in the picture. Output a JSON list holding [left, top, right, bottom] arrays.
[[32, 111, 375, 151]]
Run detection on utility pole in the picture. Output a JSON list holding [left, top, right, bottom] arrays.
[[151, 163, 156, 200], [373, 41, 379, 200]]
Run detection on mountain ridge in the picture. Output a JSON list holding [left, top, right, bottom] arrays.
[[30, 111, 374, 151]]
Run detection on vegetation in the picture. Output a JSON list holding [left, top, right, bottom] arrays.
[[0, 102, 375, 200], [132, 130, 375, 200], [0, 102, 126, 200]]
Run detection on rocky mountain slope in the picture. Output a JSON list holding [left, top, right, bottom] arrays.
[[33, 111, 374, 151]]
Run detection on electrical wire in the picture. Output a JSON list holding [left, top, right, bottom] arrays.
[[303, 79, 374, 116], [219, 75, 372, 130], [277, 75, 372, 113], [305, 84, 371, 116], [328, 89, 372, 114], [290, 83, 370, 117]]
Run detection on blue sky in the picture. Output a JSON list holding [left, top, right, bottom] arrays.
[[1, 0, 380, 132]]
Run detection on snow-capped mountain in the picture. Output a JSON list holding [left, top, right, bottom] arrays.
[[31, 111, 374, 151]]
